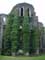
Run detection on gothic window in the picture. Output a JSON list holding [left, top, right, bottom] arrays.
[[31, 14, 33, 16], [21, 8, 23, 16], [27, 8, 29, 16]]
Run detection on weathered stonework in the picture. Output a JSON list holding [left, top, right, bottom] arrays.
[[0, 3, 44, 55]]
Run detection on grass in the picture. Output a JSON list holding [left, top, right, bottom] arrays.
[[0, 55, 45, 60]]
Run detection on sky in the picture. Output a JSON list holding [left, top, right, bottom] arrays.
[[0, 0, 45, 26]]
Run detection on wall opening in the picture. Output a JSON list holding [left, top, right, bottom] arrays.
[[27, 8, 29, 16], [21, 8, 23, 16]]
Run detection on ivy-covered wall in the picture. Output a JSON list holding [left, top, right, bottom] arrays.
[[2, 13, 40, 55]]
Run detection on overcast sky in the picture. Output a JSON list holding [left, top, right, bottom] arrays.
[[0, 0, 45, 26]]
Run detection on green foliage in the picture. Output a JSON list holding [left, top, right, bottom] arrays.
[[23, 17, 30, 52], [11, 16, 19, 52], [3, 14, 14, 55], [30, 28, 40, 53], [3, 15, 40, 55]]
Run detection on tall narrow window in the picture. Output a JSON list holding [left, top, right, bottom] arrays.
[[27, 8, 29, 16], [21, 8, 23, 16]]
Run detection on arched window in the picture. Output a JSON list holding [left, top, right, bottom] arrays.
[[3, 17, 6, 23], [19, 8, 23, 16], [21, 8, 23, 16], [27, 8, 29, 16]]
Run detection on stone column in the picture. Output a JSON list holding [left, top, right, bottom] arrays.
[[36, 48, 39, 55], [29, 8, 31, 17], [19, 8, 21, 16], [12, 52, 16, 56], [0, 19, 3, 55]]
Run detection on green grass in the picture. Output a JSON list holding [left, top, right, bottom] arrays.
[[0, 55, 45, 60]]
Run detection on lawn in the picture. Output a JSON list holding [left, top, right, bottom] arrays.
[[0, 55, 45, 60]]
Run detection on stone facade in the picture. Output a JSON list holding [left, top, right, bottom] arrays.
[[0, 14, 7, 54], [0, 3, 44, 55]]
